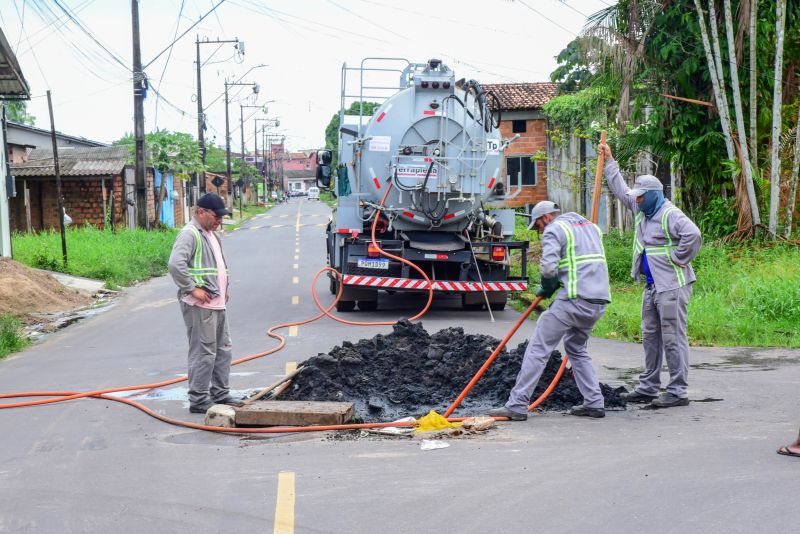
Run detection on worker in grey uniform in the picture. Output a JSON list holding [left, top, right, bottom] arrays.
[[168, 193, 243, 414], [599, 142, 702, 408], [489, 201, 611, 421]]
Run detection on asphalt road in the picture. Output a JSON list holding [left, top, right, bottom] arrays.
[[1, 198, 799, 533]]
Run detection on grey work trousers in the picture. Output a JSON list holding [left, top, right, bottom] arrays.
[[635, 284, 692, 398], [506, 298, 606, 414], [180, 302, 233, 406]]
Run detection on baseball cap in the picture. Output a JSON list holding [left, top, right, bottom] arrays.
[[197, 193, 231, 216], [529, 200, 561, 222], [627, 174, 663, 197]]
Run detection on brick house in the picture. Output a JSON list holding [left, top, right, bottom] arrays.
[[483, 83, 557, 208], [9, 146, 186, 231]]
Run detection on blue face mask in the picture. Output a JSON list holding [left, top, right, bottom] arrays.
[[638, 190, 665, 219]]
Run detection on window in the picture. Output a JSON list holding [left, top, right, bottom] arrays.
[[506, 155, 537, 187], [512, 120, 527, 133]]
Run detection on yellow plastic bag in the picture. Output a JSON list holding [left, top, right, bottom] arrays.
[[414, 410, 463, 433]]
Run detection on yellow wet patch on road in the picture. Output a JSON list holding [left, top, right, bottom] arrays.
[[273, 471, 295, 534]]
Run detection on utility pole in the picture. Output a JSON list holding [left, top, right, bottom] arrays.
[[46, 91, 67, 267], [223, 78, 259, 210], [239, 104, 245, 219], [131, 0, 148, 229], [195, 36, 241, 195]]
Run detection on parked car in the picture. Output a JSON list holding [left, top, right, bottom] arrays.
[[307, 187, 320, 201]]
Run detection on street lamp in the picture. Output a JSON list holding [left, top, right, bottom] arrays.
[[238, 103, 266, 217], [195, 36, 242, 194], [224, 79, 259, 208], [256, 117, 280, 202]]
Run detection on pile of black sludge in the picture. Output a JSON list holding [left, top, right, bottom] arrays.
[[281, 320, 625, 422]]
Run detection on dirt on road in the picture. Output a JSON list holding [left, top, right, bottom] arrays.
[[0, 258, 90, 322]]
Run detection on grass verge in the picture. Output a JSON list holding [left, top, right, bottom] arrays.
[[0, 314, 29, 359], [12, 226, 179, 289], [513, 217, 800, 348]]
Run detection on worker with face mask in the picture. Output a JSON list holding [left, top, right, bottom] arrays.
[[489, 201, 611, 421], [599, 142, 702, 408]]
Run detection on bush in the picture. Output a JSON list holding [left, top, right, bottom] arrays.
[[0, 314, 29, 359]]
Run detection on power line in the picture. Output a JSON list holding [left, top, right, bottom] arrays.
[[154, 0, 186, 129], [49, 0, 130, 72], [143, 0, 229, 69]]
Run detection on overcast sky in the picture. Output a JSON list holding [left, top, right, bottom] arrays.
[[1, 0, 609, 152]]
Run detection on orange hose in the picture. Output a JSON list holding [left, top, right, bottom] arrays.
[[0, 182, 566, 430]]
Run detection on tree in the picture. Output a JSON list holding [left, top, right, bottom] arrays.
[[5, 101, 35, 125], [115, 130, 203, 227], [768, 0, 787, 236], [324, 101, 380, 173]]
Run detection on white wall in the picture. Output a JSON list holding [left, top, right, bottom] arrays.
[[0, 106, 12, 257]]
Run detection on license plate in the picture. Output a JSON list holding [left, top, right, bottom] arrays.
[[357, 258, 389, 270]]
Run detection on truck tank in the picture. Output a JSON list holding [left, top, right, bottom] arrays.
[[317, 58, 529, 312]]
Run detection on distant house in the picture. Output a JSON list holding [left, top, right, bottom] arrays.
[[483, 82, 557, 209], [283, 150, 317, 193], [5, 120, 105, 164], [9, 146, 187, 231], [1, 27, 31, 257]]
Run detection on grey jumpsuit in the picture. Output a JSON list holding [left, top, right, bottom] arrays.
[[506, 212, 611, 414], [604, 161, 702, 399]]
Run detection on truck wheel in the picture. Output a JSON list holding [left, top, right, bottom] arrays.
[[358, 300, 378, 311], [462, 293, 484, 311], [489, 292, 508, 311], [329, 276, 338, 295], [336, 300, 356, 312], [489, 301, 506, 311]]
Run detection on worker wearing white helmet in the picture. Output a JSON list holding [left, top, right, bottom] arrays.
[[489, 200, 611, 420], [599, 142, 702, 408]]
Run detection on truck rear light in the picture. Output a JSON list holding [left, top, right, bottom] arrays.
[[436, 253, 448, 260], [491, 246, 505, 261], [367, 243, 381, 258]]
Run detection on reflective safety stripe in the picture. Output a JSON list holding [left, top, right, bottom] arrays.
[[634, 207, 686, 287], [554, 220, 607, 299], [185, 226, 227, 287]]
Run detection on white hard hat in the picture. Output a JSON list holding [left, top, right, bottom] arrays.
[[529, 200, 560, 223], [627, 174, 663, 197]]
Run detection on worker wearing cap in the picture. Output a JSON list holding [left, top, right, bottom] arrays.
[[599, 143, 701, 408], [489, 201, 611, 421], [168, 193, 242, 413]]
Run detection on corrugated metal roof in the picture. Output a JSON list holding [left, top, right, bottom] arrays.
[[10, 146, 129, 177], [0, 28, 30, 99], [482, 82, 558, 111]]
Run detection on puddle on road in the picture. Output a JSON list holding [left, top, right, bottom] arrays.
[[690, 348, 800, 372], [107, 387, 253, 407]]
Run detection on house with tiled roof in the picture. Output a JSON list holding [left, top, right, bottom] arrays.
[[483, 82, 557, 208]]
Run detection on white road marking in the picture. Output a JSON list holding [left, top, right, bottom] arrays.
[[292, 276, 299, 284], [291, 296, 299, 305], [288, 325, 298, 337]]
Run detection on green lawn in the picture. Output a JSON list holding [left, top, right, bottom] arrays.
[[513, 217, 800, 348]]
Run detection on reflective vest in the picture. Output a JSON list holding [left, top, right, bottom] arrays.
[[186, 225, 227, 288], [545, 213, 610, 302], [634, 207, 687, 288]]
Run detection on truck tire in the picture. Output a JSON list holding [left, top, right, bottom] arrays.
[[336, 300, 356, 312], [489, 291, 508, 311], [358, 300, 378, 311]]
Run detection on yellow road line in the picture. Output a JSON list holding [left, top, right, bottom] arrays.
[[294, 255, 299, 261], [295, 248, 300, 253], [285, 361, 297, 374], [288, 325, 298, 337], [291, 296, 299, 305], [292, 276, 299, 284], [273, 471, 295, 534], [293, 263, 299, 269]]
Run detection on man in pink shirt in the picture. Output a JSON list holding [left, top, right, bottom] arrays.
[[168, 193, 242, 413]]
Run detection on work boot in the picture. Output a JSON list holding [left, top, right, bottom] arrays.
[[189, 401, 215, 414], [569, 405, 605, 418], [620, 390, 658, 403], [214, 395, 246, 407], [487, 406, 528, 421], [650, 393, 690, 408]]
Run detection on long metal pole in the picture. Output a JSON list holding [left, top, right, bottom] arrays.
[[254, 120, 259, 203], [195, 36, 206, 194], [239, 104, 245, 219], [132, 0, 148, 229], [46, 90, 67, 267], [224, 82, 232, 209]]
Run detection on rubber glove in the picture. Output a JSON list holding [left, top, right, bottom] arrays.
[[536, 275, 561, 298]]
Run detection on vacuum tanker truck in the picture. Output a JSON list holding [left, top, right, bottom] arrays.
[[315, 58, 529, 311]]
